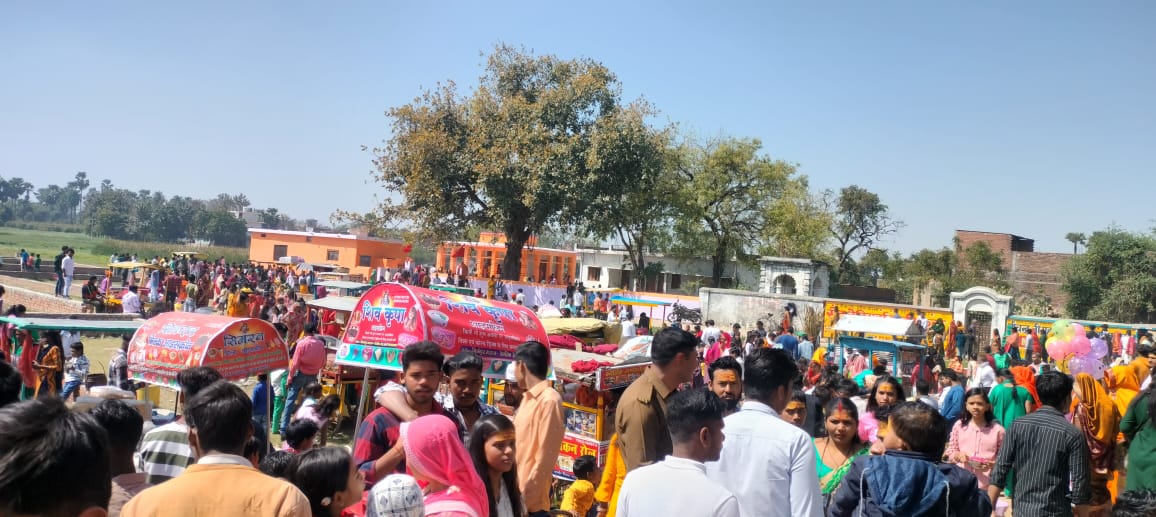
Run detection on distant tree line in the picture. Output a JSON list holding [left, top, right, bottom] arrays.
[[0, 173, 260, 247]]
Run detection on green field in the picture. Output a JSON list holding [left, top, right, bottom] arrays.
[[0, 226, 249, 266]]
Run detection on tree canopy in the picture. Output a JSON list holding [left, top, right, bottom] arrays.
[[1062, 228, 1156, 323], [668, 137, 805, 288], [361, 44, 644, 280]]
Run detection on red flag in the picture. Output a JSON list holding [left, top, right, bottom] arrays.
[[451, 246, 465, 258]]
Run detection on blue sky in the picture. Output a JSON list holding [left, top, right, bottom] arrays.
[[2, 2, 1153, 254]]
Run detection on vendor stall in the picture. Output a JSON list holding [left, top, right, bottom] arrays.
[[337, 283, 551, 437], [314, 280, 372, 298], [833, 315, 927, 379], [542, 317, 623, 347], [537, 348, 650, 481], [126, 312, 290, 387]]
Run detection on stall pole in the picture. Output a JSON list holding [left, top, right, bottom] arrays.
[[350, 368, 371, 441], [266, 370, 274, 453]]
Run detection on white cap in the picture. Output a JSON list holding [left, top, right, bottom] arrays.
[[505, 362, 518, 382]]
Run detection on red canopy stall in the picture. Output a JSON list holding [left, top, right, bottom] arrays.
[[127, 312, 290, 387]]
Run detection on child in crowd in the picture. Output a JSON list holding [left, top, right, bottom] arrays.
[[281, 419, 319, 454], [60, 342, 89, 401], [830, 402, 992, 516], [915, 379, 939, 410], [561, 455, 599, 517], [259, 450, 295, 479]]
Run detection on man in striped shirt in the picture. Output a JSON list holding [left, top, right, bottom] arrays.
[[988, 371, 1092, 517], [138, 367, 223, 484]]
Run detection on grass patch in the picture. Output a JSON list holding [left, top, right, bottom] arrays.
[[0, 226, 249, 266]]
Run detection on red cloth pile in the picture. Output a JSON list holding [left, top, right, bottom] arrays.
[[582, 344, 619, 355], [570, 359, 615, 373]]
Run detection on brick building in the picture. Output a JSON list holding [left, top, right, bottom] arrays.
[[954, 230, 1071, 311]]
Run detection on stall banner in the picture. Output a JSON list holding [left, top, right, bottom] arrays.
[[554, 432, 607, 481], [823, 300, 952, 342], [128, 313, 289, 387], [596, 362, 649, 391], [339, 283, 549, 378]]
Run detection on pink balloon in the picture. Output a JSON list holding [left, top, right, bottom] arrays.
[[1071, 323, 1086, 337], [1072, 335, 1092, 356], [1047, 338, 1071, 359]]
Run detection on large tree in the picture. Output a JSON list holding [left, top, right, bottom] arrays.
[[579, 104, 675, 290], [669, 137, 805, 287], [1062, 228, 1156, 323], [361, 45, 637, 280], [828, 185, 902, 284]]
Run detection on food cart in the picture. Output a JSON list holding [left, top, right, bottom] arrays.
[[306, 295, 366, 425], [336, 283, 550, 438], [313, 280, 372, 298], [833, 315, 927, 380], [541, 347, 651, 480], [126, 312, 290, 434]]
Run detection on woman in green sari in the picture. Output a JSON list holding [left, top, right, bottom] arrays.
[[813, 397, 871, 502]]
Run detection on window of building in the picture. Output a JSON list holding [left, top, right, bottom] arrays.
[[359, 255, 372, 267], [327, 250, 339, 261], [669, 274, 682, 290], [273, 245, 288, 260], [587, 268, 601, 282]]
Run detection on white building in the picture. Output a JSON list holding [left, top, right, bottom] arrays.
[[575, 247, 829, 297], [757, 257, 830, 298], [576, 247, 758, 293]]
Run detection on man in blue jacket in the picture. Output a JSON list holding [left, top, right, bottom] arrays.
[[827, 401, 991, 517]]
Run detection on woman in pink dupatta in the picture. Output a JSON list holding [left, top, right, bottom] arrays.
[[402, 415, 489, 517]]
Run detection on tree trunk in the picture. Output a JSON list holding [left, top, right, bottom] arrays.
[[500, 226, 531, 281], [711, 244, 727, 288]]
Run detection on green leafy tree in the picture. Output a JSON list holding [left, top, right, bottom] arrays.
[[1062, 228, 1156, 323], [669, 137, 804, 287], [356, 44, 639, 280], [762, 179, 832, 260], [828, 185, 903, 284], [579, 104, 675, 291], [194, 211, 249, 247]]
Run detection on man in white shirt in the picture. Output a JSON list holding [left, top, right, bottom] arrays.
[[61, 249, 75, 298], [701, 319, 722, 345], [706, 348, 821, 517], [121, 285, 143, 316], [617, 388, 740, 517]]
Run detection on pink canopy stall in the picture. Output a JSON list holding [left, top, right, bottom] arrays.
[[338, 282, 549, 377], [339, 282, 550, 436], [127, 312, 290, 387]]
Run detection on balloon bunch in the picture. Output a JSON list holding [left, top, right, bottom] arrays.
[[1045, 320, 1108, 379]]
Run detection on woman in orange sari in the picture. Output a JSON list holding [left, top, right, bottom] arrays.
[[32, 331, 63, 398], [1073, 373, 1120, 515], [1106, 364, 1142, 501]]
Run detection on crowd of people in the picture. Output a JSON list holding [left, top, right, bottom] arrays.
[[7, 248, 1156, 516], [3, 318, 1156, 517]]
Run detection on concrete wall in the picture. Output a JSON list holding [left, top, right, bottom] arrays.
[[700, 288, 826, 331]]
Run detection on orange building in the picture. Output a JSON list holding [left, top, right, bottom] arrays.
[[436, 232, 578, 282], [248, 228, 408, 280]]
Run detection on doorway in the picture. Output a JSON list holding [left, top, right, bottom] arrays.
[[967, 310, 993, 353]]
